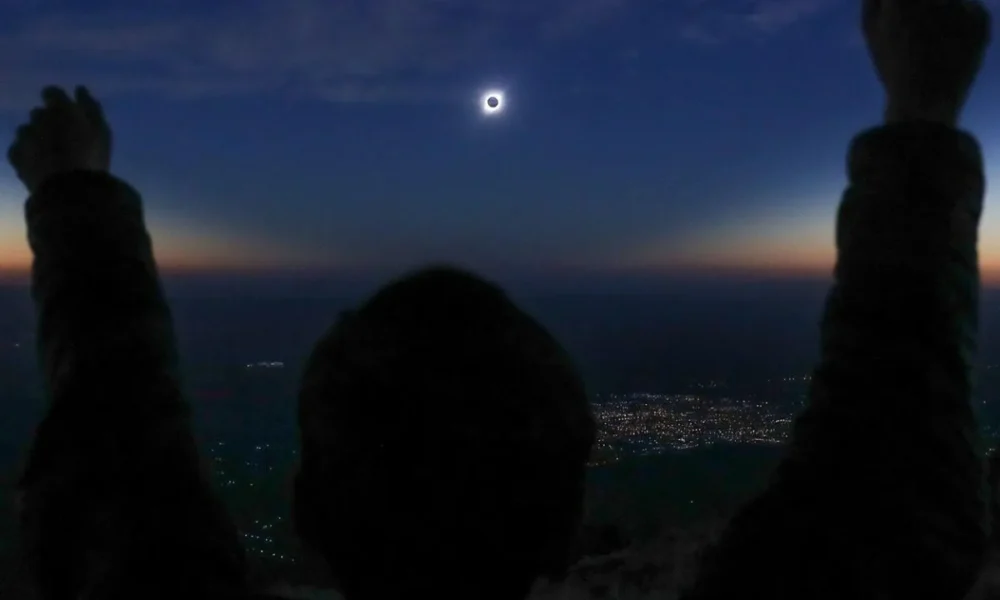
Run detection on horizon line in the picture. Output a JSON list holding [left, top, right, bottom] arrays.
[[5, 265, 1000, 290]]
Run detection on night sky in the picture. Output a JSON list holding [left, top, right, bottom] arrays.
[[2, 0, 1000, 285]]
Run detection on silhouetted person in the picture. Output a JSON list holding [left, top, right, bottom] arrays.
[[292, 268, 595, 599], [6, 93, 595, 598], [4, 0, 994, 599], [682, 1, 993, 599], [991, 448, 1000, 516], [8, 88, 251, 599], [974, 448, 1000, 596]]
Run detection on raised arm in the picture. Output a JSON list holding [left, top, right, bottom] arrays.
[[8, 87, 247, 599], [683, 2, 993, 599]]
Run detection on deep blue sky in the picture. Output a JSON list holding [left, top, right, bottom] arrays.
[[1, 0, 1000, 285]]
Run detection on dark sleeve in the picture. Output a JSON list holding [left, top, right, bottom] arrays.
[[15, 171, 249, 599], [682, 124, 990, 600], [988, 450, 1000, 547]]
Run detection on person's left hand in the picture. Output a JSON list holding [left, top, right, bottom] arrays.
[[7, 85, 112, 195]]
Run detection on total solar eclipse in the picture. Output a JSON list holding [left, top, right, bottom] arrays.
[[481, 91, 504, 115]]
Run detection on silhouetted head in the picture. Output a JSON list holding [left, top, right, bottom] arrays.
[[292, 266, 596, 600]]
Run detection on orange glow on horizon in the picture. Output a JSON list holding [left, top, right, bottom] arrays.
[[5, 260, 1000, 288], [0, 245, 326, 276], [612, 188, 1000, 287], [8, 183, 1000, 287], [616, 247, 1000, 286], [0, 203, 335, 279]]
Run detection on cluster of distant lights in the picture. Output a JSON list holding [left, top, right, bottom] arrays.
[[246, 361, 284, 369], [199, 373, 1000, 566], [589, 391, 804, 460], [243, 519, 295, 563]]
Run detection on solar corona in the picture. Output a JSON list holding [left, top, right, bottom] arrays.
[[481, 91, 504, 115]]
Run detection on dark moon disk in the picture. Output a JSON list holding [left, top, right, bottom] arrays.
[[487, 96, 499, 108]]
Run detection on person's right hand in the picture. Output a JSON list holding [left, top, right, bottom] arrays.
[[7, 85, 112, 196], [863, 0, 991, 127]]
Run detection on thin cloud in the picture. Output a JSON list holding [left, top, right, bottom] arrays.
[[0, 0, 631, 109], [677, 0, 835, 45], [746, 0, 832, 33]]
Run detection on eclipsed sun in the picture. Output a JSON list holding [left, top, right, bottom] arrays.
[[481, 91, 504, 115]]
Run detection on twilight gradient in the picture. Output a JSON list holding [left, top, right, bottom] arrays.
[[2, 0, 1000, 285]]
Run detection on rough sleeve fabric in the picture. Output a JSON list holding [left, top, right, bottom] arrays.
[[16, 171, 249, 599], [681, 123, 990, 600]]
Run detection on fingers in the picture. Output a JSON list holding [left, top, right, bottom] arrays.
[[963, 0, 992, 41], [9, 84, 112, 189], [866, 0, 990, 38], [12, 124, 32, 143], [862, 0, 902, 37], [75, 86, 106, 125], [7, 124, 31, 168], [37, 86, 75, 130], [41, 86, 72, 109], [863, 0, 881, 32], [6, 144, 18, 170], [39, 85, 107, 123], [937, 1, 992, 50], [6, 140, 21, 169]]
